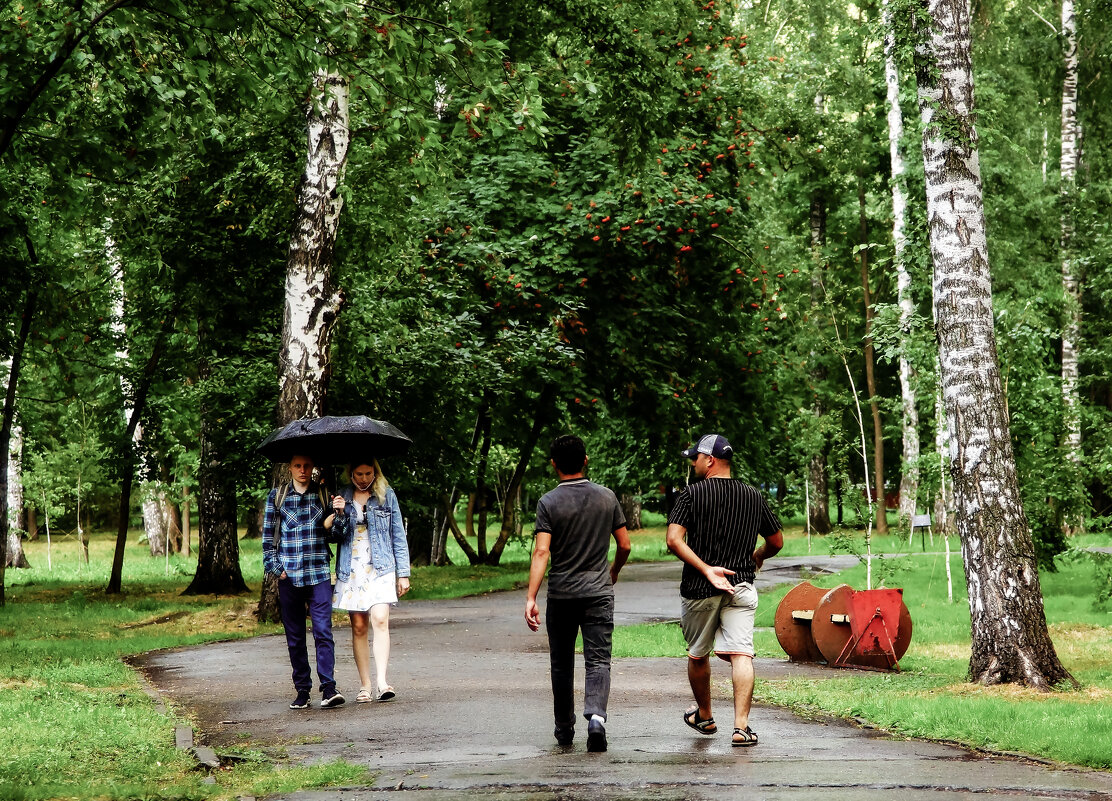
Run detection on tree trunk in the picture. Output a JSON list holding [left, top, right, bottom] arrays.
[[619, 493, 643, 531], [444, 493, 480, 563], [933, 370, 956, 534], [109, 242, 172, 559], [473, 406, 493, 561], [182, 486, 192, 557], [859, 180, 888, 536], [141, 486, 168, 557], [914, 0, 1074, 688], [405, 507, 433, 568], [107, 322, 171, 594], [184, 404, 249, 595], [885, 2, 921, 524], [256, 68, 349, 620], [1, 287, 36, 603], [244, 496, 265, 540], [5, 417, 29, 569], [430, 487, 459, 566], [488, 385, 556, 565], [161, 488, 182, 554], [808, 188, 833, 535], [275, 70, 348, 423], [1059, 0, 1082, 531]]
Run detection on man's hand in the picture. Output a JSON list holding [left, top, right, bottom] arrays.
[[332, 495, 346, 512], [279, 571, 288, 580], [525, 598, 541, 631], [397, 576, 410, 597], [703, 565, 736, 592]]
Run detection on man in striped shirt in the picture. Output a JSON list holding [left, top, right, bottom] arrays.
[[666, 433, 783, 747], [262, 453, 346, 710]]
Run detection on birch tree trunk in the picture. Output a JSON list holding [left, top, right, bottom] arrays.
[[885, 2, 921, 524], [276, 70, 349, 424], [914, 0, 1074, 688], [256, 69, 350, 620], [0, 289, 36, 603], [5, 405, 29, 569], [1059, 0, 1082, 528]]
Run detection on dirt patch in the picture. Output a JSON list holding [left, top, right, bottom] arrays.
[[118, 610, 193, 629], [939, 681, 1112, 702]]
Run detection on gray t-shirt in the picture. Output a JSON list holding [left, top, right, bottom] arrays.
[[534, 478, 626, 600]]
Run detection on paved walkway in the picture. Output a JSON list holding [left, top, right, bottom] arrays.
[[136, 558, 1112, 800]]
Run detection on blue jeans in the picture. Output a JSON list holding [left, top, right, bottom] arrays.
[[546, 595, 614, 728], [277, 578, 336, 694]]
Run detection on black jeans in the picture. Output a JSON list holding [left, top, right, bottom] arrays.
[[545, 594, 615, 729]]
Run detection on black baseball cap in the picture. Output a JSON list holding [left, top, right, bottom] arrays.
[[681, 433, 734, 460]]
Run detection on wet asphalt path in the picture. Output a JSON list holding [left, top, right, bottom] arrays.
[[136, 558, 1112, 800]]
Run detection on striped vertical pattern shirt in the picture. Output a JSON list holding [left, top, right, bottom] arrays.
[[261, 483, 332, 587], [668, 477, 781, 599]]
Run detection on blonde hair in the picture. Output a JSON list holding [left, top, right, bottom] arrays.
[[349, 459, 389, 505]]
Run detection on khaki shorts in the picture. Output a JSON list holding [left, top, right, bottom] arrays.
[[681, 582, 758, 659]]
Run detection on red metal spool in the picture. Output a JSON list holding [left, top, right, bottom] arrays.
[[813, 585, 912, 671], [773, 581, 827, 663]]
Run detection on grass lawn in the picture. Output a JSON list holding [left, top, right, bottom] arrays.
[[0, 531, 375, 801], [614, 525, 1112, 770]]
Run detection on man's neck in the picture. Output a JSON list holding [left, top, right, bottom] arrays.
[[704, 468, 732, 480], [292, 479, 312, 494], [556, 471, 586, 482]]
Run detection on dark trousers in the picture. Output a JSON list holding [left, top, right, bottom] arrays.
[[545, 594, 614, 728], [277, 578, 336, 694]]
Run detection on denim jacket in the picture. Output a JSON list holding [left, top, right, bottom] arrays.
[[333, 484, 410, 582]]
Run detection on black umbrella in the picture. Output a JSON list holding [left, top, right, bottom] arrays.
[[257, 415, 412, 465]]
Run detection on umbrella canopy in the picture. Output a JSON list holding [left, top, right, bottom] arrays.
[[257, 415, 412, 465]]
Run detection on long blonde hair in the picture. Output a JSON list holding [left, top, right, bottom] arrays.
[[349, 459, 389, 505]]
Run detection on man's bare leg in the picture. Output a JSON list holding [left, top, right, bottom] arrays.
[[730, 654, 755, 730], [688, 655, 713, 720]]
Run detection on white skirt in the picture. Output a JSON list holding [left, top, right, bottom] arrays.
[[332, 524, 398, 611]]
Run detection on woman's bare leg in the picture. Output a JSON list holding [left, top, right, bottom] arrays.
[[349, 611, 372, 691], [370, 603, 391, 689]]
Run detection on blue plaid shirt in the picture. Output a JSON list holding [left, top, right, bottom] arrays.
[[262, 483, 332, 587]]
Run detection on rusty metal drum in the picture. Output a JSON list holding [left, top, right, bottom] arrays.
[[773, 581, 827, 663]]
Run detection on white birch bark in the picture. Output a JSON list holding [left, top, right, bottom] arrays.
[[915, 0, 1073, 688], [933, 368, 954, 532], [277, 70, 349, 422], [885, 1, 920, 524], [257, 69, 349, 617], [5, 406, 26, 568], [1059, 0, 1082, 473]]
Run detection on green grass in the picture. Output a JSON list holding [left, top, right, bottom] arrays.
[[614, 542, 1112, 770], [0, 531, 370, 801]]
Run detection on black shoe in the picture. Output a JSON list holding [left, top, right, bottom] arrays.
[[320, 689, 346, 708], [289, 690, 311, 710], [587, 718, 607, 752], [554, 725, 574, 746]]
